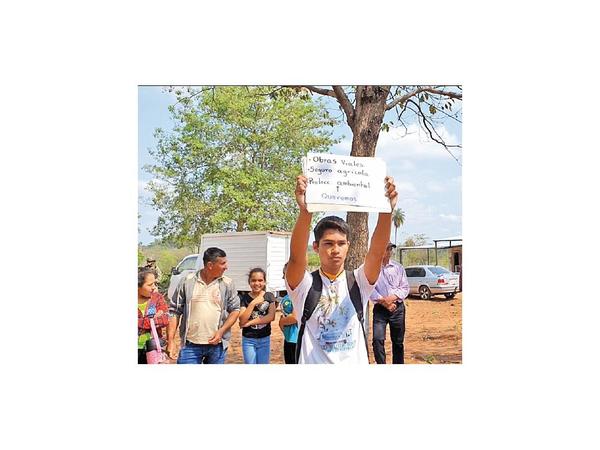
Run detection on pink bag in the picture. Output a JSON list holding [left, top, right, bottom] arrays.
[[145, 318, 167, 364]]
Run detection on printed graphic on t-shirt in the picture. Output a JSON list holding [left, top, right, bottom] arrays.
[[250, 301, 270, 329], [314, 291, 356, 353], [280, 296, 293, 316]]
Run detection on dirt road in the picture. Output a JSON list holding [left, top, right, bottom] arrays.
[[222, 292, 462, 364]]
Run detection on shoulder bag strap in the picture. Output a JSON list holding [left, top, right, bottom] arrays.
[[346, 270, 369, 356], [295, 270, 322, 363], [149, 318, 162, 355]]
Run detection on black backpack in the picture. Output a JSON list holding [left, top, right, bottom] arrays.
[[295, 269, 369, 363]]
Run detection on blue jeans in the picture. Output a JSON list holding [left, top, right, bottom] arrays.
[[177, 341, 226, 364], [242, 336, 271, 364]]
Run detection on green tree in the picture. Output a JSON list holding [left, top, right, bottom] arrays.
[[145, 86, 338, 247], [137, 245, 144, 266], [403, 233, 428, 247], [286, 86, 462, 269], [392, 207, 405, 246]]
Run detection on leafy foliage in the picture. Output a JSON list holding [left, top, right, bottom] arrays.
[[403, 233, 429, 247], [145, 86, 339, 247], [140, 243, 196, 285], [396, 234, 450, 268]]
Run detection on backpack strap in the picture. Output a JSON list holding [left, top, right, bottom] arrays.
[[295, 269, 369, 362], [346, 270, 369, 356], [295, 270, 322, 363]]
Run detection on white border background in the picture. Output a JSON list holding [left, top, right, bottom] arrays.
[[3, 1, 599, 449]]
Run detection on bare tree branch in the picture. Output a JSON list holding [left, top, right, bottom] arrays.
[[385, 87, 426, 111], [423, 100, 463, 124], [332, 85, 355, 128], [408, 99, 462, 166], [421, 87, 462, 100], [386, 86, 462, 111], [292, 85, 336, 97]]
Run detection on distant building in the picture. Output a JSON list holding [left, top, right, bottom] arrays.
[[398, 236, 462, 291]]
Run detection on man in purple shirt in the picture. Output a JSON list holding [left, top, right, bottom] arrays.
[[369, 242, 410, 364]]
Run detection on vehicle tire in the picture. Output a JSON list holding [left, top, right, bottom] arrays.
[[444, 293, 456, 299], [419, 286, 432, 300]]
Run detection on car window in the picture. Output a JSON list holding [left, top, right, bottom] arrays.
[[178, 256, 198, 271], [429, 266, 450, 275], [406, 268, 425, 277]]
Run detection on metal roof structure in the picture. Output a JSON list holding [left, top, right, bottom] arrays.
[[397, 236, 462, 265]]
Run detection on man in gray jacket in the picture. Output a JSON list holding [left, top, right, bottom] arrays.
[[167, 247, 240, 364]]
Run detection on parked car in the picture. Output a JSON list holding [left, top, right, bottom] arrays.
[[404, 265, 460, 300], [167, 254, 200, 302]]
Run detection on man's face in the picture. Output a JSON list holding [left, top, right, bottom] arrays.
[[313, 229, 349, 273], [206, 256, 228, 278], [383, 246, 393, 264]]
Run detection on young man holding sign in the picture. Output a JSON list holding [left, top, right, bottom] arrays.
[[285, 174, 398, 364]]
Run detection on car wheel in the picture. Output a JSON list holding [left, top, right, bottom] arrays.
[[419, 286, 432, 300], [445, 293, 456, 299]]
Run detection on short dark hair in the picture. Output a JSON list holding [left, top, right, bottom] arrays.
[[138, 268, 156, 288], [203, 247, 227, 265], [313, 216, 350, 243]]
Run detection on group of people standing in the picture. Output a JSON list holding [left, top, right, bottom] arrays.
[[137, 173, 408, 365]]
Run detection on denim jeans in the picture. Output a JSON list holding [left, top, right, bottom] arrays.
[[177, 341, 226, 364], [242, 336, 271, 364], [372, 301, 406, 364]]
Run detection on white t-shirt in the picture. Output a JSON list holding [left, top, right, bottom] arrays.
[[285, 265, 376, 364]]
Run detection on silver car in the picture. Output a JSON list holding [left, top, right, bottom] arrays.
[[404, 265, 460, 300], [167, 254, 200, 301]]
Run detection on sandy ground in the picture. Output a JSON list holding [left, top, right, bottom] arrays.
[[169, 292, 461, 364]]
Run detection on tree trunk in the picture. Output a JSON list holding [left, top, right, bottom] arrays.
[[345, 86, 390, 270]]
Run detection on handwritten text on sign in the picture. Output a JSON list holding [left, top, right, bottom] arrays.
[[303, 153, 390, 213]]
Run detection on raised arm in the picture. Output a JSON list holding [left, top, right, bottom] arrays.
[[364, 176, 398, 284], [286, 175, 312, 290]]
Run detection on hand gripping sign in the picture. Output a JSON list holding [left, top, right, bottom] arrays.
[[302, 152, 392, 213]]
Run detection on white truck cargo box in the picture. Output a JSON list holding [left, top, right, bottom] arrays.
[[199, 231, 291, 293]]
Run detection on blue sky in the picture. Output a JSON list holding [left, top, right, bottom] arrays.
[[138, 86, 462, 246]]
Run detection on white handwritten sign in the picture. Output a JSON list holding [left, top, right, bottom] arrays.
[[302, 153, 391, 213]]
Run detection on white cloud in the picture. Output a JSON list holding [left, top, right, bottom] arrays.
[[389, 159, 416, 172], [439, 213, 461, 223], [376, 124, 461, 162], [395, 181, 419, 197], [399, 198, 438, 226], [426, 181, 446, 193], [331, 138, 351, 154], [328, 124, 461, 175]]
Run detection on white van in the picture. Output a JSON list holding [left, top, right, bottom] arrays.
[[167, 231, 292, 301]]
